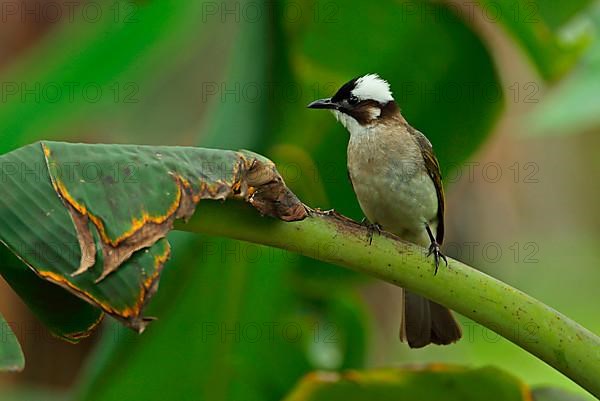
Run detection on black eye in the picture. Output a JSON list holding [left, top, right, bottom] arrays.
[[348, 95, 359, 105]]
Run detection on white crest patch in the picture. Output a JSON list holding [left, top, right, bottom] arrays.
[[351, 74, 393, 104]]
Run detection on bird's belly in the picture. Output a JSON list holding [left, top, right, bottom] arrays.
[[350, 165, 438, 245]]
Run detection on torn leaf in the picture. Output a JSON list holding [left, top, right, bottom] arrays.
[[0, 142, 307, 333]]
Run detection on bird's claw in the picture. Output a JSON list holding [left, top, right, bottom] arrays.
[[425, 223, 448, 275], [427, 241, 448, 275], [361, 218, 382, 245]]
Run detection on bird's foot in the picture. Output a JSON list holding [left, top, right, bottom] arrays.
[[425, 223, 447, 275], [361, 218, 382, 245], [427, 241, 447, 275]]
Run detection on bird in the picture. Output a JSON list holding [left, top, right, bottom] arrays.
[[307, 73, 462, 348]]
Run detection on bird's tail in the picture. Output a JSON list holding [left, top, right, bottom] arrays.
[[399, 288, 462, 348]]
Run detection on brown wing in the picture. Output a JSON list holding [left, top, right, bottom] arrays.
[[408, 126, 445, 245]]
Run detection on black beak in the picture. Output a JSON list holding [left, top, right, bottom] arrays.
[[307, 98, 338, 110]]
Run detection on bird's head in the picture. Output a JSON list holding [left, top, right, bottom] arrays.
[[308, 74, 400, 132]]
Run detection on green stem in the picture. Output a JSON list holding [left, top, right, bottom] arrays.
[[177, 201, 600, 398]]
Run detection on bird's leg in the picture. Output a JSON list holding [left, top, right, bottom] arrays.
[[425, 223, 447, 275], [361, 218, 382, 245]]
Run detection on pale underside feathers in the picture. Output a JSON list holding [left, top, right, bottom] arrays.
[[351, 73, 394, 103]]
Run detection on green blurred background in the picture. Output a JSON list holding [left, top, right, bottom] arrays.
[[0, 0, 599, 400]]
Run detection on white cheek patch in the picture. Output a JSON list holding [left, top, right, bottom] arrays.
[[351, 73, 393, 104], [332, 110, 352, 130], [331, 110, 370, 138], [332, 106, 380, 128]]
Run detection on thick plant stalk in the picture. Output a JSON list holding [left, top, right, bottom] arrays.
[[179, 201, 600, 398]]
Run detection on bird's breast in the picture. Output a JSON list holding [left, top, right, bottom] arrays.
[[347, 127, 438, 244]]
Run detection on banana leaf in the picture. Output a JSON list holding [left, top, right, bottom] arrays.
[[0, 142, 306, 336]]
